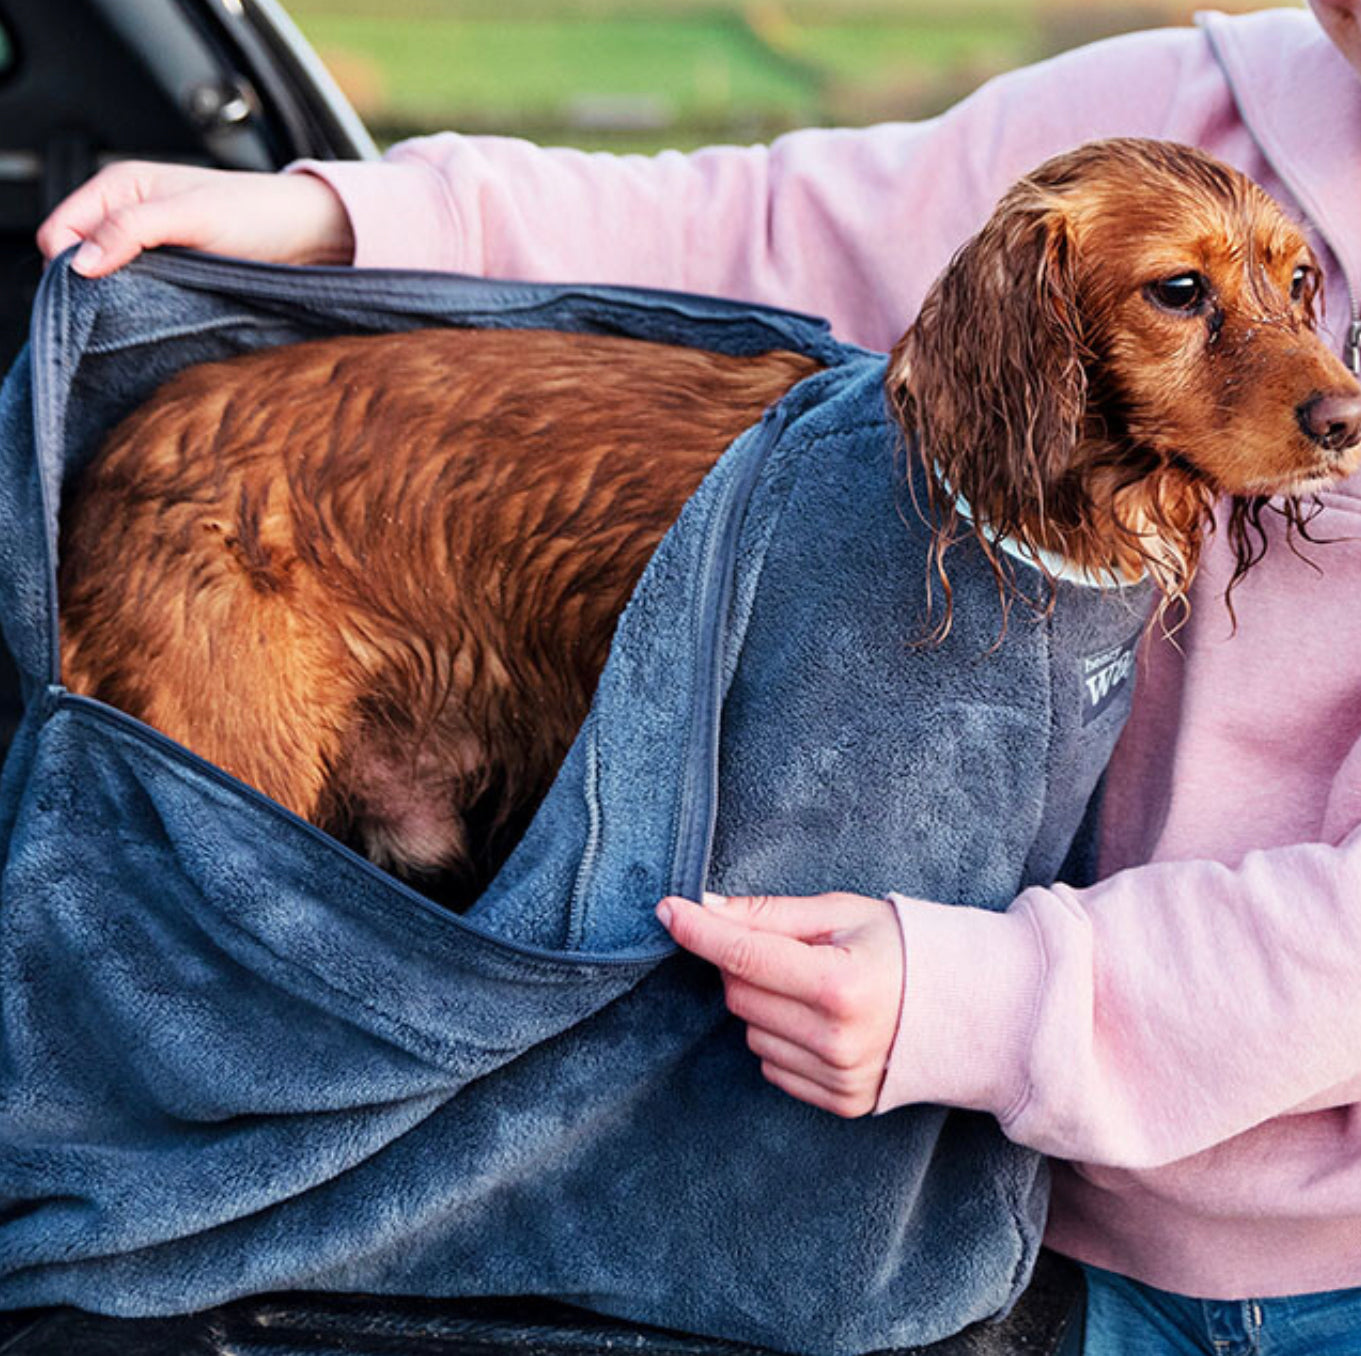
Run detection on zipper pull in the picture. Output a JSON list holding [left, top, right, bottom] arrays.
[[1348, 318, 1361, 376]]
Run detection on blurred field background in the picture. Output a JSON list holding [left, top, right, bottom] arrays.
[[286, 0, 1293, 153]]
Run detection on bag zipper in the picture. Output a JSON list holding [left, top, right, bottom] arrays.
[[667, 400, 792, 901]]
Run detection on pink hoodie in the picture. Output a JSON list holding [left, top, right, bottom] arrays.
[[297, 8, 1361, 1301]]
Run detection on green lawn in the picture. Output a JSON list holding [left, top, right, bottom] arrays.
[[294, 12, 819, 125], [282, 0, 1278, 150], [783, 12, 1033, 85]]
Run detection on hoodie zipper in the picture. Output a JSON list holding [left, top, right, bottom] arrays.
[[1348, 316, 1361, 376]]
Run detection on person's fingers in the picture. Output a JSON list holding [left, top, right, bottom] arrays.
[[726, 977, 878, 1071], [700, 889, 879, 942], [722, 978, 823, 1045], [37, 201, 99, 260], [36, 168, 131, 259], [68, 191, 218, 276], [657, 895, 828, 1003], [757, 1058, 875, 1119], [36, 161, 178, 262], [659, 892, 902, 1118], [744, 1025, 878, 1098]]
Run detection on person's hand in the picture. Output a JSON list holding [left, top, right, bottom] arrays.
[[36, 161, 356, 277], [656, 890, 904, 1117]]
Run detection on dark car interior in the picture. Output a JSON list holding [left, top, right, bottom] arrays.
[[0, 0, 374, 370], [0, 2, 1083, 1351]]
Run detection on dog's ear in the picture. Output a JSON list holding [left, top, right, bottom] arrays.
[[888, 187, 1088, 549]]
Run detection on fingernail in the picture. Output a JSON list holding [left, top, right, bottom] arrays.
[[702, 891, 727, 907], [656, 901, 674, 928], [72, 242, 103, 275]]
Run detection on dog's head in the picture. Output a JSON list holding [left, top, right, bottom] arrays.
[[888, 137, 1361, 622]]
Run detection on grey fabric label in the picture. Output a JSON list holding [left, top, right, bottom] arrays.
[[1080, 631, 1141, 725]]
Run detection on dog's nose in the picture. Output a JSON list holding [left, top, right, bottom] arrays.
[[1298, 392, 1361, 454]]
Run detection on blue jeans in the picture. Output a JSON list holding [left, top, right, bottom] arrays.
[[1081, 1265, 1361, 1355]]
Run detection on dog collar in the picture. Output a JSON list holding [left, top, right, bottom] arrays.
[[946, 484, 1149, 591]]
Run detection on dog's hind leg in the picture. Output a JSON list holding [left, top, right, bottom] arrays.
[[322, 719, 484, 884], [60, 533, 359, 833]]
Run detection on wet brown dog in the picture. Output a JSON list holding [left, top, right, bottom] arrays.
[[59, 139, 1361, 903]]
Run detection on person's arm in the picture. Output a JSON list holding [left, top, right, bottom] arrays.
[[294, 23, 1212, 348], [660, 824, 1361, 1169], [880, 829, 1361, 1168], [39, 24, 1214, 349]]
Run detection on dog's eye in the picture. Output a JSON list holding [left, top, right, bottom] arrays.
[[1147, 273, 1208, 313], [1291, 264, 1316, 304]]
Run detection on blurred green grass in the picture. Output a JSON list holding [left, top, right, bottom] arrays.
[[284, 0, 1285, 152], [294, 12, 820, 125]]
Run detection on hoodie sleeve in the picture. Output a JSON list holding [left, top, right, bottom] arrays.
[[289, 23, 1225, 350], [874, 825, 1361, 1170]]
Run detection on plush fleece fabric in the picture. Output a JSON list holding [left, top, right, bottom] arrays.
[[0, 255, 1150, 1351]]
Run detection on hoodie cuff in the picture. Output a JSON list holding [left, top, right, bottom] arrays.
[[286, 158, 469, 273], [873, 892, 1045, 1118]]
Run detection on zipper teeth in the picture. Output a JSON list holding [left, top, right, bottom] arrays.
[[1348, 316, 1361, 377], [566, 724, 602, 945], [668, 401, 791, 899], [30, 266, 64, 685]]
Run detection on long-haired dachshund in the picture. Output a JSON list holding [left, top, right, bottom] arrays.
[[59, 139, 1361, 902]]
